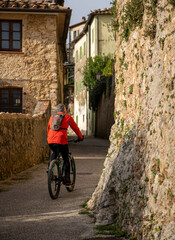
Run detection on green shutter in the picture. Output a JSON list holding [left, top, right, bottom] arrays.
[[83, 82, 85, 90], [76, 50, 78, 62], [80, 46, 82, 59], [76, 115, 78, 124], [79, 80, 81, 92], [84, 42, 86, 56]]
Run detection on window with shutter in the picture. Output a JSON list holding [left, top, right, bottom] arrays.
[[0, 20, 22, 52], [0, 88, 22, 113]]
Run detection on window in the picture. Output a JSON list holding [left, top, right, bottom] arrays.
[[0, 20, 22, 52], [73, 31, 76, 40], [0, 88, 22, 113], [80, 46, 82, 59], [73, 30, 79, 40]]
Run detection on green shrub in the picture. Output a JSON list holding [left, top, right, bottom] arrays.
[[168, 0, 175, 7], [110, 0, 144, 41]]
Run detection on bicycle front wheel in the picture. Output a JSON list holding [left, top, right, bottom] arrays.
[[48, 159, 61, 199], [66, 153, 76, 192]]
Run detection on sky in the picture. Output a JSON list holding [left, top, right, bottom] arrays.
[[64, 0, 112, 26]]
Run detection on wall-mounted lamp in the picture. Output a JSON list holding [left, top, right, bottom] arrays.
[[96, 71, 101, 81]]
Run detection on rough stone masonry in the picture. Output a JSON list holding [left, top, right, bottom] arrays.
[[87, 1, 175, 239]]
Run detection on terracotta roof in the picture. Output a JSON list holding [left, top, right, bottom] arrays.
[[90, 8, 112, 15], [71, 8, 112, 44], [0, 0, 69, 11], [87, 8, 113, 20], [69, 20, 86, 29], [72, 8, 112, 43]]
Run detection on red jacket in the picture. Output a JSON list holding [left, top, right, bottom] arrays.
[[47, 112, 83, 145]]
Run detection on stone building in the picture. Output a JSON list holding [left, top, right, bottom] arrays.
[[0, 0, 71, 113], [68, 16, 86, 65], [73, 9, 116, 136], [63, 17, 86, 117]]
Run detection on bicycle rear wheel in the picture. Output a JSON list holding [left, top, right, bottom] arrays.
[[48, 159, 61, 199], [66, 153, 76, 192]]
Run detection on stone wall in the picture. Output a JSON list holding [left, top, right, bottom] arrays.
[[0, 100, 51, 180], [0, 14, 61, 113], [88, 1, 175, 239]]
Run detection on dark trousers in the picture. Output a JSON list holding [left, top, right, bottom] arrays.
[[49, 144, 70, 176]]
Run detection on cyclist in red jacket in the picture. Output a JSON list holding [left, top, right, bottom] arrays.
[[47, 104, 83, 185]]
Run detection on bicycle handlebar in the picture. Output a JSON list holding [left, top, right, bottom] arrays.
[[68, 136, 84, 143]]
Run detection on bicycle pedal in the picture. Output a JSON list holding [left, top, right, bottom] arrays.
[[65, 182, 72, 187]]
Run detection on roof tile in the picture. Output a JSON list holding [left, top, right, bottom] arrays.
[[0, 0, 67, 11]]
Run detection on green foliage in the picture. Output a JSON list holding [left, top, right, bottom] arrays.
[[124, 63, 128, 70], [123, 100, 127, 108], [83, 55, 114, 110], [121, 118, 125, 131], [110, 0, 144, 41], [121, 77, 125, 84], [144, 177, 149, 182], [168, 0, 175, 7], [83, 55, 113, 90], [144, 0, 158, 39], [80, 202, 87, 208], [152, 166, 157, 176], [119, 51, 125, 67], [144, 23, 157, 39], [159, 37, 165, 50], [135, 53, 139, 61], [103, 58, 113, 76], [110, 0, 120, 32], [145, 0, 158, 17], [94, 224, 126, 238], [121, 0, 144, 41]]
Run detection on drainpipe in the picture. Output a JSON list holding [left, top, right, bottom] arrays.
[[86, 24, 91, 135]]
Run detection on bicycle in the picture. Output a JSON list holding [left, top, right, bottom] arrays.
[[47, 138, 80, 200]]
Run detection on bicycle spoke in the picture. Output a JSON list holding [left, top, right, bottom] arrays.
[[48, 160, 61, 199]]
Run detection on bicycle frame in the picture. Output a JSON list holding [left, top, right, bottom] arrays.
[[48, 146, 77, 199]]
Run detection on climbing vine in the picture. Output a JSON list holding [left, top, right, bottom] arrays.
[[110, 0, 119, 32], [110, 0, 144, 41], [168, 0, 175, 7], [121, 0, 144, 41], [110, 0, 160, 41], [144, 0, 158, 39], [83, 55, 113, 110]]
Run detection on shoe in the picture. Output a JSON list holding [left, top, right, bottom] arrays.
[[66, 182, 71, 186], [46, 169, 48, 173], [65, 175, 71, 186]]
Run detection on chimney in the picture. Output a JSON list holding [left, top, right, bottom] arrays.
[[82, 16, 86, 22], [52, 0, 64, 6]]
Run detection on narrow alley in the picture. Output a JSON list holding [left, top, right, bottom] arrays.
[[0, 137, 111, 240]]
